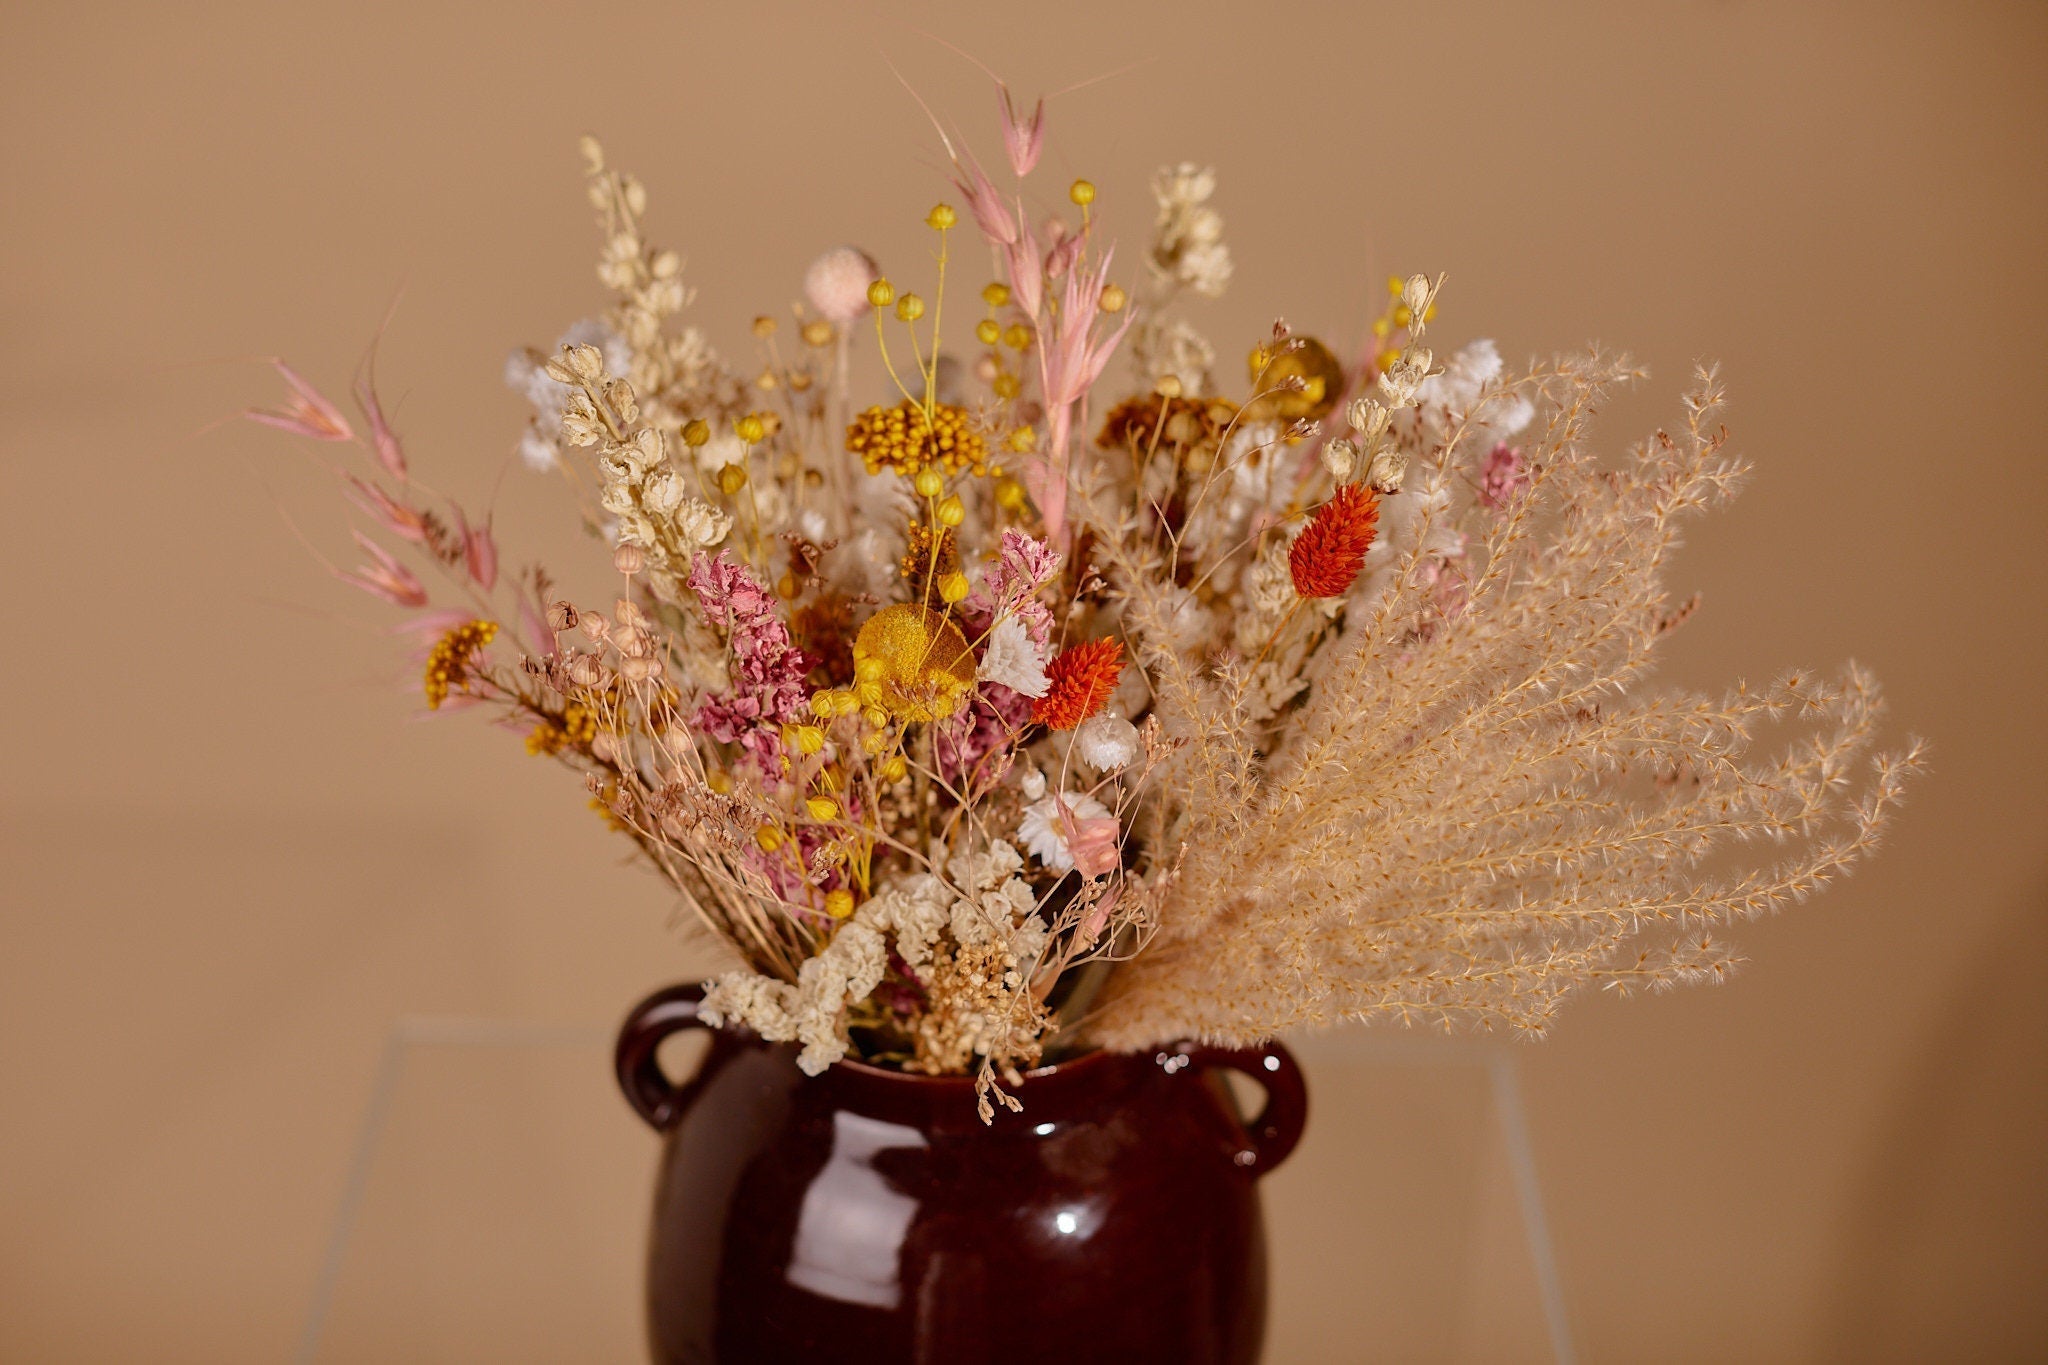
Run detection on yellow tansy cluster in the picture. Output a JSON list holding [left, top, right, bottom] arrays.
[[525, 700, 601, 756], [423, 619, 497, 710], [846, 401, 992, 479]]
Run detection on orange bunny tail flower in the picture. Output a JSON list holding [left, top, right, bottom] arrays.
[[1033, 638, 1125, 730], [1289, 482, 1380, 598]]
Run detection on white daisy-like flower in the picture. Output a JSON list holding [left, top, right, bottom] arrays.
[[978, 615, 1050, 697], [1075, 713, 1140, 773], [1019, 791, 1113, 872]]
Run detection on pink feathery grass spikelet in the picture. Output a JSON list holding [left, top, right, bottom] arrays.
[[455, 507, 499, 590], [248, 360, 352, 441], [1030, 247, 1135, 540], [951, 152, 1019, 248], [339, 530, 427, 607], [344, 476, 428, 544], [998, 87, 1045, 178], [1004, 215, 1044, 319], [352, 368, 408, 481]]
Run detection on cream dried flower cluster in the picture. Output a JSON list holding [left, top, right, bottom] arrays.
[[261, 95, 1917, 1117]]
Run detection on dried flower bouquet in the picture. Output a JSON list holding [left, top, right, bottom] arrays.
[[260, 98, 1917, 1117]]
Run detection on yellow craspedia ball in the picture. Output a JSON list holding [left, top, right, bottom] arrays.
[[1246, 335, 1345, 424], [851, 604, 976, 722]]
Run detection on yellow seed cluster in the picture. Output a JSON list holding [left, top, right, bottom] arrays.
[[845, 401, 992, 479], [423, 620, 497, 710], [524, 700, 600, 756]]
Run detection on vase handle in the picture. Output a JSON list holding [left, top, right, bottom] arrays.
[[614, 983, 716, 1132], [1179, 1040, 1309, 1175]]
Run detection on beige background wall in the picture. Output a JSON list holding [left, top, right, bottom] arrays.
[[4, 1, 2044, 1359]]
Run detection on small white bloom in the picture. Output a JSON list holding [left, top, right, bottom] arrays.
[[1019, 791, 1112, 872], [1321, 436, 1357, 481], [978, 615, 1050, 697], [672, 497, 733, 548], [1019, 765, 1047, 801], [517, 427, 558, 472], [694, 431, 745, 475], [639, 467, 689, 518], [1075, 714, 1140, 773]]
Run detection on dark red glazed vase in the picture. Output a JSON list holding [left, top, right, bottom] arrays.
[[614, 983, 1308, 1365]]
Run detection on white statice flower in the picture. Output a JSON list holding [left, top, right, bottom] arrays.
[[516, 428, 559, 473], [1343, 477, 1463, 638], [1019, 791, 1113, 872], [1131, 316, 1218, 396], [948, 838, 1026, 895], [978, 615, 1049, 697], [1075, 713, 1139, 773], [1148, 583, 1214, 658], [858, 875, 954, 973], [706, 854, 1054, 1076], [693, 431, 746, 475], [1149, 163, 1233, 298], [504, 320, 631, 471], [700, 917, 889, 1076], [1236, 536, 1297, 652], [1414, 339, 1534, 449], [821, 525, 901, 600]]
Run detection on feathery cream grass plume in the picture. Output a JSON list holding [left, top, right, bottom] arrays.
[[1082, 352, 1922, 1049]]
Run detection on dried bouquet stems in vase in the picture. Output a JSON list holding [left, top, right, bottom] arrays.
[[257, 97, 1919, 1120]]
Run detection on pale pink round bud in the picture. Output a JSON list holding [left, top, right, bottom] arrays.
[[613, 544, 646, 574], [804, 247, 880, 325]]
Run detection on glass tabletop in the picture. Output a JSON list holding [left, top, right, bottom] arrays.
[[298, 1022, 1575, 1363]]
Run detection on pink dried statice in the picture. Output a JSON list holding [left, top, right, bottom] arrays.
[[935, 684, 1032, 785], [687, 550, 810, 770], [969, 529, 1062, 647], [1477, 442, 1530, 509]]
